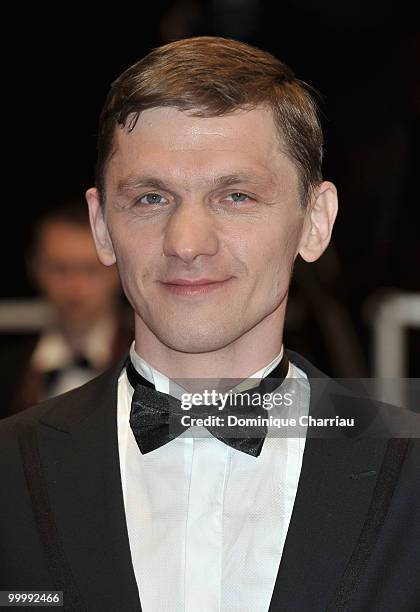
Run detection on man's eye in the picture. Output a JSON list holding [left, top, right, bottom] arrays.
[[138, 193, 165, 205], [228, 192, 249, 203]]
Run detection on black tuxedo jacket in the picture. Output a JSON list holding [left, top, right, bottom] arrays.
[[0, 350, 419, 612]]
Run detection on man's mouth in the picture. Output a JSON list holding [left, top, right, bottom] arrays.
[[159, 277, 233, 296]]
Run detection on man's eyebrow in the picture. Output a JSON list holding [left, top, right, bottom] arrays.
[[116, 176, 168, 193], [117, 173, 268, 193], [212, 173, 267, 188]]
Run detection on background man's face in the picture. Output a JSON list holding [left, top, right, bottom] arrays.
[[95, 106, 307, 353], [32, 221, 120, 331]]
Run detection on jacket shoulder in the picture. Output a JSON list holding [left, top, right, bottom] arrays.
[[0, 351, 128, 439]]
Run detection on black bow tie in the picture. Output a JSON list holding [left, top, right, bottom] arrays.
[[127, 352, 290, 457]]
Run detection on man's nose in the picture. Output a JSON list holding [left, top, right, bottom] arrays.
[[162, 201, 219, 263]]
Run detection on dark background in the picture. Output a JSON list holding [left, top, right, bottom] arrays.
[[2, 0, 419, 375]]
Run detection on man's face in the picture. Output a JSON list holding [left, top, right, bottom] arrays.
[[32, 221, 120, 330], [89, 106, 312, 353]]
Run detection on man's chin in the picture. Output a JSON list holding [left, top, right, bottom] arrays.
[[154, 328, 241, 355]]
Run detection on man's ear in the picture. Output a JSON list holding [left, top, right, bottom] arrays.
[[297, 181, 338, 263], [85, 187, 116, 266]]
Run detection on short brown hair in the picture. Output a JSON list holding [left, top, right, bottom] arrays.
[[95, 36, 324, 207]]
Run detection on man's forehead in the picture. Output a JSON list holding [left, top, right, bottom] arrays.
[[112, 105, 283, 149], [106, 105, 290, 181], [122, 104, 278, 126]]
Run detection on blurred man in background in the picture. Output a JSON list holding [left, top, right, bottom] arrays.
[[0, 199, 133, 417]]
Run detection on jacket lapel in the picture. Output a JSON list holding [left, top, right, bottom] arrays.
[[268, 350, 398, 611], [268, 436, 389, 611], [19, 352, 141, 611]]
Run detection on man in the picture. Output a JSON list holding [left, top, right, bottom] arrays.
[[0, 201, 133, 417], [1, 37, 419, 611]]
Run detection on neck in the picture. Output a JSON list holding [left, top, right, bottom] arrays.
[[133, 305, 286, 380]]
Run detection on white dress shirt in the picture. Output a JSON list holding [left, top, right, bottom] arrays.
[[117, 342, 310, 612]]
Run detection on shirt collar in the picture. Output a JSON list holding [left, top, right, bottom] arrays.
[[129, 341, 287, 394]]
